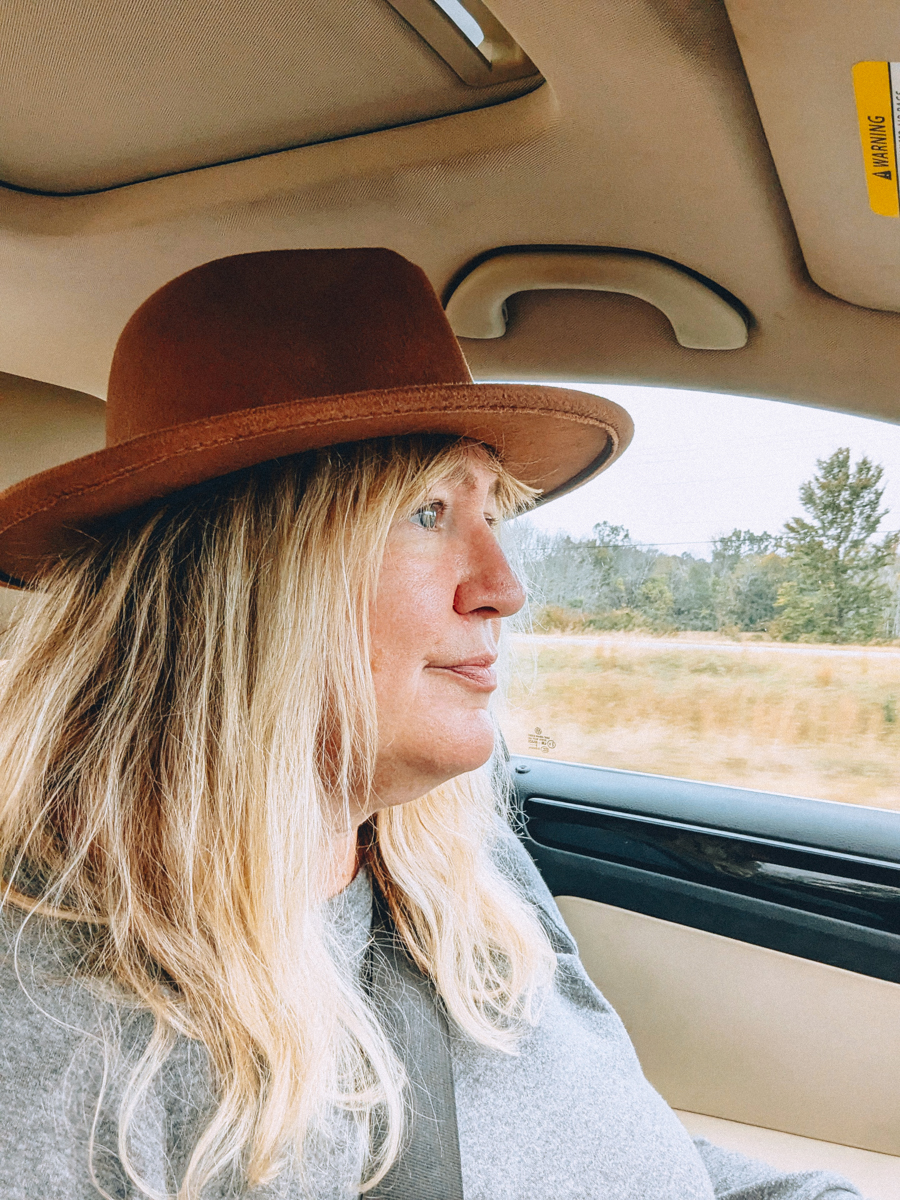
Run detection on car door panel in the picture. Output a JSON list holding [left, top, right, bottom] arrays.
[[512, 754, 900, 1197], [558, 896, 900, 1154]]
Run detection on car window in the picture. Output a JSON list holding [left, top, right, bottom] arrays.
[[502, 384, 900, 814]]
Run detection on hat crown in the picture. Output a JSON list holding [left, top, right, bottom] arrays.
[[106, 248, 472, 446]]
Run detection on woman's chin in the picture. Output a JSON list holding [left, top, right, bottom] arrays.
[[432, 721, 498, 780], [376, 737, 496, 810]]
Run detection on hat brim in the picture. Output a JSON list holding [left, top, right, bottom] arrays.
[[0, 381, 632, 586]]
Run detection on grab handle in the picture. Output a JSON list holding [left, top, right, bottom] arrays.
[[444, 250, 749, 349]]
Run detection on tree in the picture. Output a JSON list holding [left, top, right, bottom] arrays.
[[512, 519, 661, 627], [592, 520, 632, 548], [773, 448, 899, 642], [663, 554, 717, 630], [716, 552, 788, 632], [712, 529, 778, 573], [589, 522, 657, 612], [637, 575, 675, 630], [712, 529, 784, 632]]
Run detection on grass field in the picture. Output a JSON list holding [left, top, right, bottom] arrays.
[[501, 633, 900, 811]]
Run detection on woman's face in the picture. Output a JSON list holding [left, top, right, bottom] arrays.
[[368, 458, 526, 811]]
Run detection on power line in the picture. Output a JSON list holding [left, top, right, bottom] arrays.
[[531, 530, 900, 550]]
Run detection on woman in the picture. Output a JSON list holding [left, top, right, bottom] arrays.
[[0, 249, 865, 1199]]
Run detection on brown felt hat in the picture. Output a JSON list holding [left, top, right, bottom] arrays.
[[0, 248, 633, 585]]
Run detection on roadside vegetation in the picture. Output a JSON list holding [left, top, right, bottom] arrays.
[[515, 448, 900, 644], [504, 448, 900, 809], [502, 636, 900, 810]]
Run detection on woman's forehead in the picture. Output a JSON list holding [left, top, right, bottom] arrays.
[[412, 439, 535, 514], [427, 456, 502, 497]]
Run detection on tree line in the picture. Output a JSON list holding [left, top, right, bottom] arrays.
[[517, 448, 900, 643]]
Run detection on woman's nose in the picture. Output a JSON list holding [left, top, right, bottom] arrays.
[[453, 529, 526, 619]]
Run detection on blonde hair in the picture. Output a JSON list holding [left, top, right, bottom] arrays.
[[0, 435, 554, 1199]]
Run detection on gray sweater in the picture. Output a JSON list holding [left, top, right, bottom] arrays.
[[0, 835, 866, 1200]]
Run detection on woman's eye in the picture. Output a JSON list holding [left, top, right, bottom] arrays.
[[410, 502, 442, 530]]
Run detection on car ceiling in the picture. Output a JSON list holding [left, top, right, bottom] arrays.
[[1, 0, 899, 472]]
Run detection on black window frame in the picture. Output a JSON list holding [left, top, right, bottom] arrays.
[[512, 755, 900, 984]]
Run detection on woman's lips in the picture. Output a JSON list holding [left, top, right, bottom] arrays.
[[429, 659, 498, 689]]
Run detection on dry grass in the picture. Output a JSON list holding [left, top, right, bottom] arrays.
[[501, 633, 900, 811]]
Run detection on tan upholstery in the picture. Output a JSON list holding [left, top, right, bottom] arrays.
[[556, 894, 900, 1155], [677, 1112, 900, 1200], [0, 370, 103, 604], [0, 372, 104, 491]]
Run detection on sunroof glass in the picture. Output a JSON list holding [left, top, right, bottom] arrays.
[[431, 0, 484, 48]]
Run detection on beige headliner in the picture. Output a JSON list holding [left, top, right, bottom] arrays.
[[1, 0, 899, 431]]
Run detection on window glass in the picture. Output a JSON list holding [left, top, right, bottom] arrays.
[[501, 386, 900, 813]]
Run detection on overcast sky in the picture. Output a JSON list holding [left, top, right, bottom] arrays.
[[519, 385, 900, 556]]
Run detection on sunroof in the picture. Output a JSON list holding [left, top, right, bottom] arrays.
[[432, 0, 484, 49], [386, 0, 539, 88]]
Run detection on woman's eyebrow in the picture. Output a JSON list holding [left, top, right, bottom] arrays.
[[467, 466, 502, 492]]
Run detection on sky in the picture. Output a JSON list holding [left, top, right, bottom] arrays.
[[518, 385, 900, 557]]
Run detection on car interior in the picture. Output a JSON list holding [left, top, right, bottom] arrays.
[[1, 1, 898, 1195]]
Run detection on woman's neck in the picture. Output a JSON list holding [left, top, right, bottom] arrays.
[[324, 829, 362, 899]]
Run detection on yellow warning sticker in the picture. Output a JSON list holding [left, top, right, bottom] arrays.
[[852, 61, 900, 216]]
